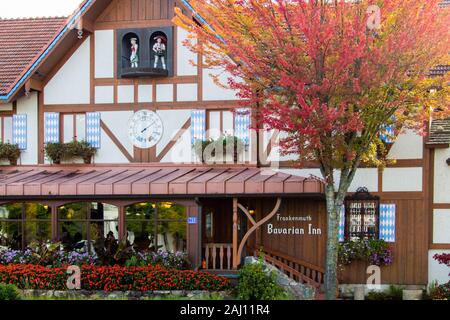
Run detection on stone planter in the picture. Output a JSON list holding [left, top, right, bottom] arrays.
[[402, 289, 423, 300]]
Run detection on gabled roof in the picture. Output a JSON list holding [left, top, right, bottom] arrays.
[[0, 0, 97, 103], [0, 17, 67, 96]]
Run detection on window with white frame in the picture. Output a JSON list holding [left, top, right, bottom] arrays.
[[62, 113, 86, 142], [0, 116, 13, 143]]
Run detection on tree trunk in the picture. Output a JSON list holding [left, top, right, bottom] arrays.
[[324, 184, 339, 299]]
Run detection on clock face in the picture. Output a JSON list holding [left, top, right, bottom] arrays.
[[128, 110, 164, 148]]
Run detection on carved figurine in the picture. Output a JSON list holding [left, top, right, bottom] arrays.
[[153, 36, 167, 70], [130, 38, 139, 68]]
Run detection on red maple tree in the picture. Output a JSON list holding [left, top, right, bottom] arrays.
[[174, 0, 449, 299]]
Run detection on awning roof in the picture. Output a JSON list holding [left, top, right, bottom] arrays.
[[0, 167, 324, 199]]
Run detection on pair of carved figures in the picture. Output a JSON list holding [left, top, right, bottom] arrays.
[[129, 36, 166, 69]]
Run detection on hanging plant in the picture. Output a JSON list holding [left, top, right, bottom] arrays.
[[0, 143, 21, 165], [338, 238, 393, 267]]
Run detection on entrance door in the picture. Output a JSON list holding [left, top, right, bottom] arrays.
[[201, 199, 233, 270]]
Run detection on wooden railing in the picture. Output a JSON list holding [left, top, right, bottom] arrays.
[[203, 243, 233, 270], [250, 247, 325, 290]]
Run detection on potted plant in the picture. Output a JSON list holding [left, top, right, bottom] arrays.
[[44, 142, 66, 164], [219, 135, 244, 163], [66, 140, 97, 164], [193, 138, 214, 163], [0, 143, 21, 165]]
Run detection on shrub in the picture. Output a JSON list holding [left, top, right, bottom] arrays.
[[0, 283, 21, 300], [429, 282, 450, 300], [366, 285, 403, 300], [126, 251, 189, 269], [0, 245, 98, 267], [0, 142, 21, 165], [338, 239, 393, 266], [0, 264, 230, 292], [237, 259, 288, 300]]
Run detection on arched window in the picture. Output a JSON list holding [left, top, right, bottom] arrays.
[[121, 32, 140, 68], [126, 202, 187, 252], [0, 203, 51, 250], [58, 202, 118, 253]]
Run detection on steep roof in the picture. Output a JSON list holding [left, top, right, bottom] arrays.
[[426, 118, 450, 147], [0, 17, 67, 96]]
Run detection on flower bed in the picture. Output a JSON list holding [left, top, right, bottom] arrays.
[[0, 264, 230, 292]]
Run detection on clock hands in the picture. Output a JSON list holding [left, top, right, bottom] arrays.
[[141, 120, 156, 133]]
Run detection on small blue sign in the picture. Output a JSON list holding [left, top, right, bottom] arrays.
[[188, 217, 197, 225]]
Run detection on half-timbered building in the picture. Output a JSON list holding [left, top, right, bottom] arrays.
[[0, 0, 449, 291]]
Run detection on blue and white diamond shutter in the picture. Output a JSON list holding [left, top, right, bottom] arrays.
[[12, 114, 27, 150], [191, 110, 206, 162], [234, 108, 250, 146], [86, 112, 101, 148], [191, 110, 206, 144], [338, 205, 345, 242], [44, 112, 60, 143], [379, 204, 396, 242]]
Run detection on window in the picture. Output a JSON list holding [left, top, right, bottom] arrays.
[[0, 203, 51, 250], [0, 116, 13, 143], [58, 202, 118, 253], [206, 110, 234, 139], [205, 211, 214, 240], [62, 113, 86, 142], [344, 187, 380, 240], [126, 202, 187, 252]]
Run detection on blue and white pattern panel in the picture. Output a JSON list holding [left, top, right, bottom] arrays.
[[190, 110, 206, 145], [86, 112, 101, 149], [44, 112, 60, 144], [379, 204, 396, 242], [338, 205, 345, 242], [379, 124, 395, 144], [12, 114, 27, 150], [234, 108, 251, 146]]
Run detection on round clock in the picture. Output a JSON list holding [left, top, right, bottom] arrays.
[[128, 110, 164, 148]]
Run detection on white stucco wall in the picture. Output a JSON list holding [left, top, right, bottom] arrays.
[[16, 92, 38, 165], [162, 128, 192, 163], [138, 85, 153, 103], [177, 83, 197, 102], [202, 64, 239, 101], [177, 27, 197, 76], [434, 147, 450, 203], [428, 250, 450, 285], [94, 30, 114, 78], [95, 86, 114, 104], [156, 84, 173, 102], [44, 36, 90, 105], [117, 85, 134, 103], [382, 167, 422, 192], [99, 111, 134, 157], [156, 109, 191, 161], [387, 129, 423, 160], [433, 209, 450, 243]]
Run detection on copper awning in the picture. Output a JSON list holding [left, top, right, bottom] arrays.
[[0, 167, 324, 198]]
